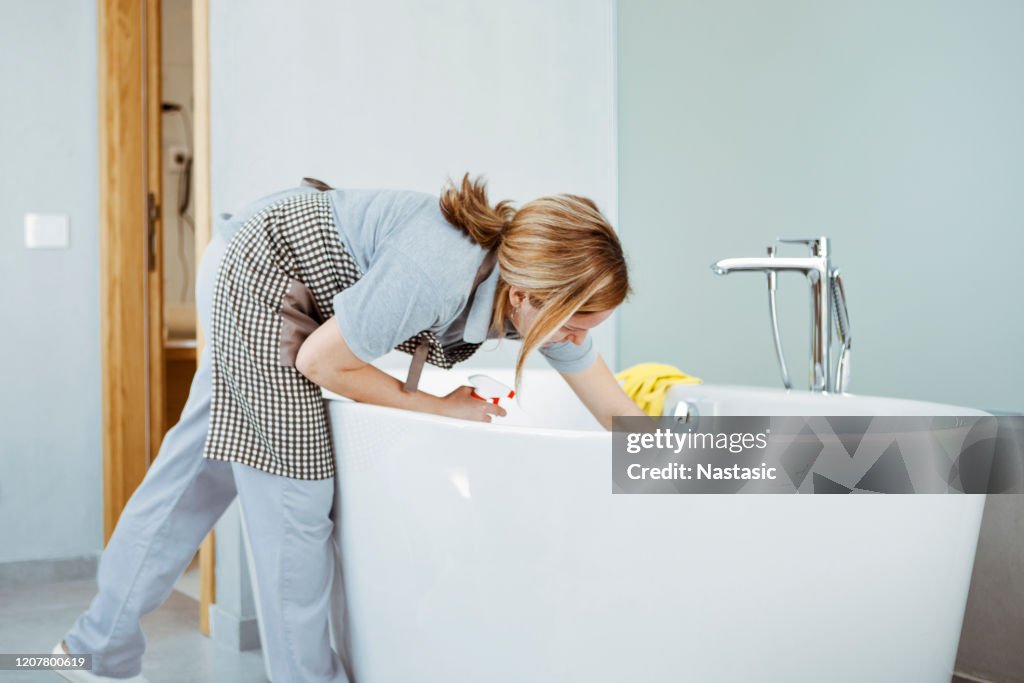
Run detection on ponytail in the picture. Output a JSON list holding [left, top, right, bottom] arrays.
[[440, 174, 631, 397], [439, 173, 515, 250]]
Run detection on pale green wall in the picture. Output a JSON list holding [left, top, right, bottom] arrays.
[[617, 0, 1023, 412]]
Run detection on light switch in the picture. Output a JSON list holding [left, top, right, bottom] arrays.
[[25, 213, 70, 249]]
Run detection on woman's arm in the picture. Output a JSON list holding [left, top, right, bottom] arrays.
[[295, 315, 506, 423], [559, 354, 651, 430]]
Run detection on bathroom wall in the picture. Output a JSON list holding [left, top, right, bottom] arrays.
[[206, 0, 616, 647], [617, 3, 1024, 681], [617, 0, 1023, 414], [0, 2, 102, 564], [209, 0, 618, 371]]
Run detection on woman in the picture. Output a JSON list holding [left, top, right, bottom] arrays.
[[56, 174, 646, 682]]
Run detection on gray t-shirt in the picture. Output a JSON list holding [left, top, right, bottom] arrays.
[[215, 184, 597, 374]]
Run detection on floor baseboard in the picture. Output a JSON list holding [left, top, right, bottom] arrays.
[[0, 554, 100, 585]]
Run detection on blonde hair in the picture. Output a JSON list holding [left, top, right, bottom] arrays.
[[440, 173, 632, 394]]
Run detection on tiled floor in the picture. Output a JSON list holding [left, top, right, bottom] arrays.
[[0, 577, 266, 682]]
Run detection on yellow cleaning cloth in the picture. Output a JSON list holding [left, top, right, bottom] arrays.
[[615, 363, 703, 417]]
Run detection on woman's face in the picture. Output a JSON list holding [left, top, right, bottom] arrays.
[[508, 287, 614, 347]]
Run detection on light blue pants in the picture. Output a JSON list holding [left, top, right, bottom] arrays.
[[64, 234, 347, 682]]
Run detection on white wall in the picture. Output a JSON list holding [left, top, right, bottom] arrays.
[[0, 1, 102, 563], [210, 0, 618, 370], [206, 0, 616, 646]]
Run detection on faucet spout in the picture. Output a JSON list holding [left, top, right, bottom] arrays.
[[710, 257, 824, 276]]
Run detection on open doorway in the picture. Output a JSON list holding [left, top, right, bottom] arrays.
[[161, 0, 202, 609], [98, 0, 215, 638], [161, 0, 198, 431]]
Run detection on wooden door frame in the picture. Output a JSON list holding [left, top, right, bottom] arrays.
[[98, 0, 164, 542], [99, 0, 216, 636]]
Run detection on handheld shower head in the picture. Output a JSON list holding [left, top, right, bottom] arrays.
[[830, 270, 851, 392]]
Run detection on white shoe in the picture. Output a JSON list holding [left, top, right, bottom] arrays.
[[51, 641, 149, 683]]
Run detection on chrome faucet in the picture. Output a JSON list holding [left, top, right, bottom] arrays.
[[711, 237, 851, 393]]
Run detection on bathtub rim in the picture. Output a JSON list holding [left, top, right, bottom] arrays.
[[321, 378, 991, 438], [323, 394, 610, 440]]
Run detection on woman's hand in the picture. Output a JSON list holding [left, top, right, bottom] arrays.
[[438, 386, 508, 423], [296, 315, 506, 423]]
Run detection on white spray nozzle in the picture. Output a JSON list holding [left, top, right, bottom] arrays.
[[468, 374, 515, 405]]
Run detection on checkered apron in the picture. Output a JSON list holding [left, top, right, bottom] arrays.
[[204, 190, 494, 480]]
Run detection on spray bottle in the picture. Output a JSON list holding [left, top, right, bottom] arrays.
[[468, 374, 516, 406]]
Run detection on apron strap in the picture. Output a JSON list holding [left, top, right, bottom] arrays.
[[401, 248, 499, 393], [466, 249, 499, 307], [402, 340, 431, 393], [301, 177, 333, 192], [279, 279, 322, 367]]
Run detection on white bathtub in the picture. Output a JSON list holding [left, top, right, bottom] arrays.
[[310, 369, 987, 682]]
